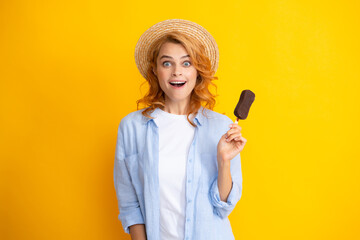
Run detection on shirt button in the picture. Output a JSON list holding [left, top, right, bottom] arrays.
[[189, 159, 192, 162], [188, 179, 191, 183], [187, 218, 190, 222], [188, 199, 192, 203]]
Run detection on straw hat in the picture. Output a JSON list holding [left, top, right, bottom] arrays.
[[134, 19, 219, 80]]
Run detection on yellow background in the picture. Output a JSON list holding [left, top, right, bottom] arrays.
[[1, 0, 359, 239]]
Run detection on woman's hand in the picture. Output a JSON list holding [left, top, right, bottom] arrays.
[[217, 123, 247, 163]]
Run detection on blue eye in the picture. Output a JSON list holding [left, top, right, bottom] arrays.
[[163, 62, 171, 67], [184, 61, 191, 67]]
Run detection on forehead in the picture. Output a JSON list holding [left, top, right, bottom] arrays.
[[158, 42, 189, 56]]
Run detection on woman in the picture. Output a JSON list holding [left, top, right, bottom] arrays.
[[114, 19, 247, 240]]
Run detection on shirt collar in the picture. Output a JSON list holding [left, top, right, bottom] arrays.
[[141, 106, 205, 126]]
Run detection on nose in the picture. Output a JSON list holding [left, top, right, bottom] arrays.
[[172, 64, 182, 76]]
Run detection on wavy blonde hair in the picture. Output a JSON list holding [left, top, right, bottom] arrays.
[[136, 31, 218, 127]]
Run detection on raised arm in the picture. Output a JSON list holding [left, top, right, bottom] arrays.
[[209, 122, 245, 218]]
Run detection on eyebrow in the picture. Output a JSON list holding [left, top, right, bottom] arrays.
[[159, 55, 190, 60]]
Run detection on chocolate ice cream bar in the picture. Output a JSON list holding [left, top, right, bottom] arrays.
[[234, 90, 255, 122]]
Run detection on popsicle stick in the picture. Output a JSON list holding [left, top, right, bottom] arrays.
[[234, 117, 239, 124]]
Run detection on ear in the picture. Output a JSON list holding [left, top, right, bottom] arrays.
[[152, 68, 157, 76]]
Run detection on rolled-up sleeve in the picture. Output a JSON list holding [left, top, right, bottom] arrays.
[[113, 123, 144, 234], [209, 153, 242, 219]]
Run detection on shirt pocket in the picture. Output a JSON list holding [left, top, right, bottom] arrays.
[[199, 152, 218, 193]]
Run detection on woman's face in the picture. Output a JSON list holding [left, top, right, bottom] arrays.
[[153, 42, 198, 106]]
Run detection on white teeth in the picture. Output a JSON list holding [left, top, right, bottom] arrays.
[[170, 81, 185, 84]]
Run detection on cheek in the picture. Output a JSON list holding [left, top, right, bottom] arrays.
[[157, 78, 167, 91], [156, 70, 168, 86], [187, 72, 197, 89], [188, 69, 198, 82]]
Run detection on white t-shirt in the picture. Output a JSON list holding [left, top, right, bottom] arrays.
[[153, 108, 196, 240]]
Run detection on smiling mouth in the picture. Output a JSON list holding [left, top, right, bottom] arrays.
[[169, 81, 186, 87]]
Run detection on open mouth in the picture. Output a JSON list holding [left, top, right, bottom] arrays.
[[169, 81, 186, 87]]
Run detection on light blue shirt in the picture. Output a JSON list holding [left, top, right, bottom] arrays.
[[113, 106, 243, 240]]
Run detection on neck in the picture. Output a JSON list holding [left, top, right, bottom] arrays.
[[163, 97, 190, 115]]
